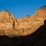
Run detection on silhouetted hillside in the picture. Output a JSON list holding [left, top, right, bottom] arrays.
[[0, 20, 46, 46]]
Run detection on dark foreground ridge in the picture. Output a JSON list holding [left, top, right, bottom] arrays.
[[0, 20, 46, 46]]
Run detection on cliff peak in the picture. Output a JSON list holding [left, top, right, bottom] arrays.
[[40, 5, 46, 9]]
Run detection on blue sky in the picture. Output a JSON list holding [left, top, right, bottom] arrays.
[[0, 0, 46, 18]]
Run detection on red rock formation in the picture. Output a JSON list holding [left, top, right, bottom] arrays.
[[0, 6, 46, 37]]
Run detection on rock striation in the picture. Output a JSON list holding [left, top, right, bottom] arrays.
[[0, 6, 46, 37]]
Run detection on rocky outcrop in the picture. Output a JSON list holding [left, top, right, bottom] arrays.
[[0, 6, 46, 37], [0, 10, 17, 36]]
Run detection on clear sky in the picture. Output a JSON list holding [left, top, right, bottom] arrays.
[[0, 0, 46, 18]]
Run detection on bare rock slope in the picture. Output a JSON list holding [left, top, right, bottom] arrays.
[[0, 6, 46, 37]]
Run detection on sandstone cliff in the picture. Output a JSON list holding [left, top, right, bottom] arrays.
[[0, 6, 46, 37]]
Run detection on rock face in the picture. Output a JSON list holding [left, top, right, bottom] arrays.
[[0, 10, 17, 35], [0, 6, 46, 37]]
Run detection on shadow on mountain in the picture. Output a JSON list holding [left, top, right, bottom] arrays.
[[0, 20, 46, 46]]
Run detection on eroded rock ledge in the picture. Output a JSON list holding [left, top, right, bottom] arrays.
[[0, 6, 46, 37]]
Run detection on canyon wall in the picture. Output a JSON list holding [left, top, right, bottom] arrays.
[[0, 6, 46, 37]]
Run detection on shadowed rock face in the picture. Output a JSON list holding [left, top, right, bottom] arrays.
[[0, 20, 46, 46]]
